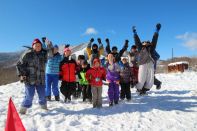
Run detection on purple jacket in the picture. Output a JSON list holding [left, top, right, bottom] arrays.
[[106, 62, 120, 82]]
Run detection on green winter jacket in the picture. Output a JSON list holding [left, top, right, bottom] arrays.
[[77, 65, 90, 86], [79, 72, 89, 85]]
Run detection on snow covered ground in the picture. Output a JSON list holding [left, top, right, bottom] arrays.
[[0, 71, 197, 131]]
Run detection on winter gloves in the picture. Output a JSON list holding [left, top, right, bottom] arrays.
[[42, 37, 46, 43], [124, 40, 129, 49], [97, 38, 102, 44], [90, 38, 94, 43], [156, 23, 161, 33], [90, 38, 102, 44], [105, 38, 110, 44], [132, 23, 161, 34], [132, 26, 137, 34], [20, 76, 26, 83]]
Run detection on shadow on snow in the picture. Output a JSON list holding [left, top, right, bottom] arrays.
[[39, 90, 197, 117]]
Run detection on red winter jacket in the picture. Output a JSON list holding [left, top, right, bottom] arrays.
[[59, 57, 77, 82], [86, 67, 106, 87]]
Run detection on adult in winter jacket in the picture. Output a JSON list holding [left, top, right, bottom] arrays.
[[86, 38, 104, 66], [105, 38, 129, 62], [59, 47, 77, 102], [45, 45, 62, 101], [16, 38, 53, 114], [119, 57, 133, 100], [132, 23, 161, 95], [86, 58, 106, 108], [78, 60, 92, 102], [106, 54, 121, 106]]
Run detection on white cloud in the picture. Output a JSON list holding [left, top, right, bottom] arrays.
[[176, 32, 197, 50], [83, 27, 98, 35]]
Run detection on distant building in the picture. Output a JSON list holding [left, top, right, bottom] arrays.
[[168, 61, 189, 73]]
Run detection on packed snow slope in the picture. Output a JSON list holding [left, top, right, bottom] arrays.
[[0, 71, 197, 131]]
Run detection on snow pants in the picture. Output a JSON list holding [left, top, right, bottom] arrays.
[[136, 61, 155, 90], [91, 86, 102, 107], [108, 82, 119, 102], [22, 84, 46, 108], [45, 74, 59, 97], [60, 81, 76, 100], [120, 83, 131, 100], [81, 85, 92, 101]]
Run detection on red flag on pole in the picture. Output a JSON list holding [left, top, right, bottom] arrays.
[[5, 97, 26, 131]]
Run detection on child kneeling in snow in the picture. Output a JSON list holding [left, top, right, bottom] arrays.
[[106, 54, 121, 106], [86, 58, 106, 108]]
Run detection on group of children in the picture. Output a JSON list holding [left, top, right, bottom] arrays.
[[17, 23, 162, 114]]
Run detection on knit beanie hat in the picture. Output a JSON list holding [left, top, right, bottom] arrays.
[[32, 38, 42, 47], [93, 58, 100, 65]]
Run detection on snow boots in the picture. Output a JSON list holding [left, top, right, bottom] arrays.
[[46, 96, 51, 101], [156, 82, 162, 90], [137, 87, 150, 95], [109, 102, 113, 107], [41, 104, 48, 110], [55, 95, 60, 101], [46, 95, 60, 101], [19, 107, 27, 114], [109, 100, 118, 107]]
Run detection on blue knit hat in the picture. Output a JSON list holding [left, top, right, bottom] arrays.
[[54, 44, 59, 49]]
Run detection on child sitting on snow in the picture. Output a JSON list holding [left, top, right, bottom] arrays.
[[86, 58, 106, 108]]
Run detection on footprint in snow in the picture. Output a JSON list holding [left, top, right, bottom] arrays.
[[92, 121, 100, 125], [44, 120, 52, 128], [69, 121, 81, 126]]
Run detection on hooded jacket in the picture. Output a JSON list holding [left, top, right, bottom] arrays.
[[86, 59, 106, 87]]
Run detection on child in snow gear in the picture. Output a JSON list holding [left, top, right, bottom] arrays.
[[129, 45, 139, 88], [119, 57, 133, 101], [78, 60, 92, 102], [86, 38, 104, 66], [86, 58, 106, 108], [105, 38, 129, 62], [132, 23, 161, 95], [106, 54, 121, 106], [16, 38, 53, 114], [59, 46, 77, 102], [45, 44, 62, 101], [73, 55, 86, 99]]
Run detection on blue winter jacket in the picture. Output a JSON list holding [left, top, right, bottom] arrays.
[[46, 52, 63, 74]]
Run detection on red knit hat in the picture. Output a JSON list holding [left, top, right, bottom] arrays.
[[93, 58, 100, 65], [32, 39, 42, 47]]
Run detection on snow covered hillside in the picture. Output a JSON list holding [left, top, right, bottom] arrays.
[[0, 72, 197, 131]]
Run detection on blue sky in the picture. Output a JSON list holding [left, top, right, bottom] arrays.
[[0, 0, 197, 60]]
